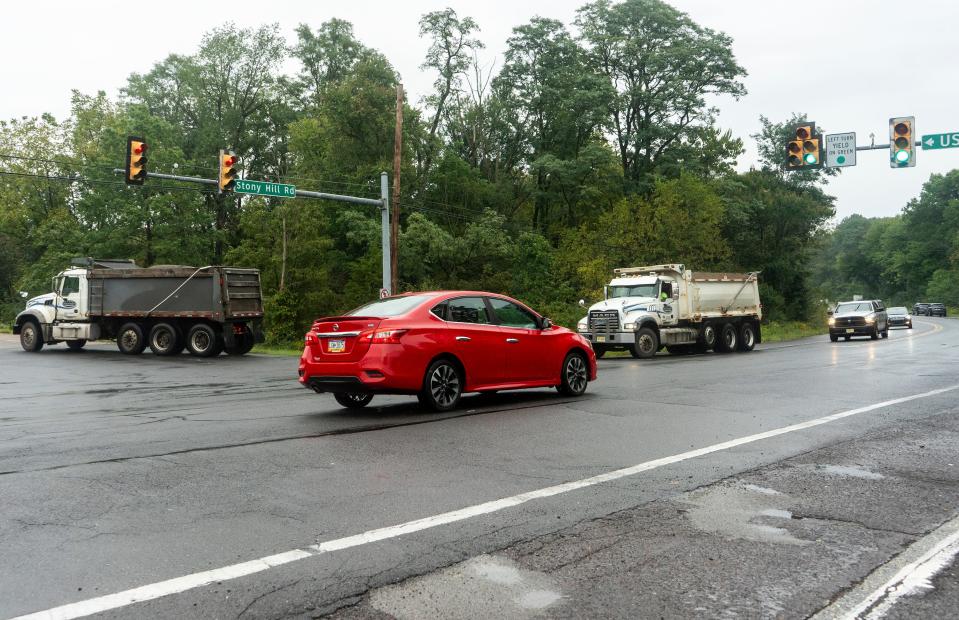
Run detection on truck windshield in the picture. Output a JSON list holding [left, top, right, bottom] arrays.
[[609, 284, 657, 299], [835, 302, 873, 313]]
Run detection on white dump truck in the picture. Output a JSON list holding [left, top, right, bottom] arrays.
[[13, 258, 263, 357], [576, 264, 761, 358]]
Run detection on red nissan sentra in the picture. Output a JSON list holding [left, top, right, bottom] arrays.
[[299, 291, 597, 411]]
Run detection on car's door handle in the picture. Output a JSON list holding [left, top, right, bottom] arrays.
[[506, 338, 519, 343], [455, 336, 471, 342]]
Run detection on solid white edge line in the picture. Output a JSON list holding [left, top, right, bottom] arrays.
[[9, 384, 959, 620]]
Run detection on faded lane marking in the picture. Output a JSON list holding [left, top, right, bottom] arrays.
[[10, 384, 959, 620]]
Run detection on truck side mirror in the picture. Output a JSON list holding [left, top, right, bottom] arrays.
[[578, 299, 586, 307]]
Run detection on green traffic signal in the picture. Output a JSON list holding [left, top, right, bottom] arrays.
[[804, 153, 817, 165], [895, 149, 910, 164]]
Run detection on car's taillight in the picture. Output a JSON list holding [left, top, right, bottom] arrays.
[[367, 329, 408, 344]]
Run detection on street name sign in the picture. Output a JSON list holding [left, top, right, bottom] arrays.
[[235, 179, 296, 198], [921, 132, 959, 150], [825, 132, 856, 168]]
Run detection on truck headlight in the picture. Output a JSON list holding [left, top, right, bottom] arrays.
[[577, 319, 588, 332], [864, 313, 875, 324], [624, 322, 636, 331], [828, 317, 835, 326]]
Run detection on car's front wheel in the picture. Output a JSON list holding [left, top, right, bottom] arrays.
[[557, 351, 589, 396], [419, 359, 463, 411], [334, 393, 373, 409]]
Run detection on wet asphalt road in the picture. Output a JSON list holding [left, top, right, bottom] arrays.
[[0, 319, 957, 619]]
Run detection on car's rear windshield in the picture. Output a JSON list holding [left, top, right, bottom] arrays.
[[888, 307, 907, 314], [346, 295, 433, 317], [835, 302, 873, 313]]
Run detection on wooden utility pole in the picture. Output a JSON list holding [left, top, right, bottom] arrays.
[[390, 83, 403, 289]]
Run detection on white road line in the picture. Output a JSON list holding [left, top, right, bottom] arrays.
[[10, 384, 959, 620], [812, 511, 959, 620]]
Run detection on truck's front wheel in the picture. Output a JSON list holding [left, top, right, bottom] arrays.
[[19, 320, 44, 352], [117, 322, 147, 355], [632, 328, 659, 359]]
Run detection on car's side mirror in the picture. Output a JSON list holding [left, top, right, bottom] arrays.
[[541, 318, 553, 329], [578, 299, 586, 307]]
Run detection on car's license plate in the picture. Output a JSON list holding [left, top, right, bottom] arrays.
[[845, 328, 854, 333], [596, 336, 606, 343], [327, 339, 346, 353]]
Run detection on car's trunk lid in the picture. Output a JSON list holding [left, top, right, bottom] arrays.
[[308, 316, 381, 362]]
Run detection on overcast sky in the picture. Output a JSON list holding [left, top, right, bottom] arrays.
[[4, 0, 957, 221]]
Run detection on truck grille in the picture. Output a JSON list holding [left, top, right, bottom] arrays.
[[834, 316, 866, 327], [589, 310, 620, 333]]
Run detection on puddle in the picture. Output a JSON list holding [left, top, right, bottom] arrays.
[[682, 484, 808, 546], [820, 465, 884, 480], [370, 554, 564, 619]]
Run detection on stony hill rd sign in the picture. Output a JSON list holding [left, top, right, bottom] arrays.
[[235, 179, 296, 198]]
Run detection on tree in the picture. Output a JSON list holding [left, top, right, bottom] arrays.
[[576, 0, 746, 191]]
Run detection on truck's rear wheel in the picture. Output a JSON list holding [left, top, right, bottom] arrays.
[[149, 322, 182, 356], [117, 322, 147, 355], [632, 328, 659, 359], [186, 323, 222, 357], [19, 320, 44, 352], [699, 323, 717, 351], [737, 323, 757, 352], [225, 331, 255, 356], [715, 323, 738, 353], [66, 340, 86, 351]]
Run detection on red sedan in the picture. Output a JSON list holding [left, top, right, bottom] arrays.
[[299, 292, 597, 411]]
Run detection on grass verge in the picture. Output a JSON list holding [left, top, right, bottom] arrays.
[[0, 324, 12, 334], [251, 343, 303, 357], [761, 320, 826, 343]]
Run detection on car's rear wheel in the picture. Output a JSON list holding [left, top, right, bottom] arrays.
[[333, 393, 373, 409], [557, 351, 589, 396], [419, 359, 463, 412]]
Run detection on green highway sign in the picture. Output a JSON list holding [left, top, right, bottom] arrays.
[[234, 179, 296, 198], [921, 132, 959, 150]]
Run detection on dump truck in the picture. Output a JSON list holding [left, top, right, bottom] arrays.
[[14, 258, 263, 357], [576, 264, 761, 358]]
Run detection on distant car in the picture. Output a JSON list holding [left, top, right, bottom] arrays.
[[928, 303, 947, 317], [886, 307, 912, 329], [828, 299, 889, 342], [913, 303, 930, 316], [299, 292, 597, 411]]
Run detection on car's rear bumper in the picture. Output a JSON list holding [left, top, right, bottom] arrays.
[[298, 346, 422, 394]]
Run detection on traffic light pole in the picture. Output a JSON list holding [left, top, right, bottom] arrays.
[[113, 168, 393, 296], [855, 139, 924, 151]]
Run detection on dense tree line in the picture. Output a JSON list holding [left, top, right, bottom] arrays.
[[811, 170, 959, 307], [1, 0, 847, 341]]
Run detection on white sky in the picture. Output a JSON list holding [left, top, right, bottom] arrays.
[[4, 0, 957, 221]]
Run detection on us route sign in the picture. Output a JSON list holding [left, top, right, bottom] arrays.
[[825, 132, 857, 168], [235, 179, 296, 198], [921, 132, 959, 150]]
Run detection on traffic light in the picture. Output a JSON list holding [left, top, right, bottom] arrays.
[[786, 122, 822, 170], [889, 116, 915, 168], [218, 149, 238, 193], [125, 136, 148, 185]]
